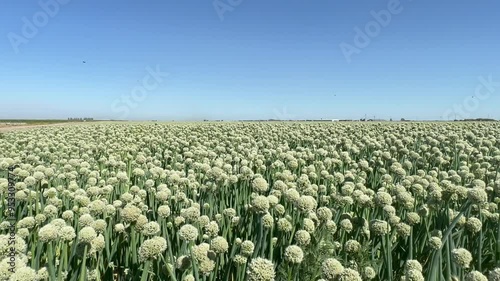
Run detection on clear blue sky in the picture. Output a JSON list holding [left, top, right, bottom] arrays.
[[1, 0, 499, 121]]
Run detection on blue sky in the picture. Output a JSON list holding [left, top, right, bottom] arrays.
[[1, 0, 499, 121]]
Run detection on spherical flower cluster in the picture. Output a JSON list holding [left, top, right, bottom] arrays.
[[362, 266, 376, 280], [90, 234, 105, 254], [16, 228, 29, 239], [43, 204, 58, 218], [234, 254, 248, 265], [38, 224, 59, 242], [181, 207, 201, 222], [284, 245, 304, 264], [179, 224, 199, 242], [489, 268, 500, 281], [17, 217, 36, 229], [8, 266, 37, 281], [316, 207, 333, 221], [303, 218, 316, 233], [465, 271, 487, 281], [141, 221, 161, 236], [428, 237, 442, 250], [406, 212, 421, 226], [251, 196, 270, 214], [340, 219, 353, 233], [210, 236, 229, 254], [405, 260, 423, 273], [158, 205, 171, 218], [78, 227, 97, 243], [370, 220, 390, 236], [62, 210, 74, 221], [240, 240, 255, 257], [322, 258, 344, 280], [344, 240, 361, 254], [396, 223, 411, 238], [92, 219, 107, 234], [114, 223, 126, 233], [60, 226, 77, 242], [296, 196, 317, 213], [465, 217, 483, 234], [467, 188, 488, 204], [204, 221, 219, 237], [138, 237, 167, 262], [403, 270, 424, 281], [247, 258, 275, 281], [262, 213, 274, 229], [325, 220, 337, 234], [451, 248, 473, 269], [294, 230, 311, 246], [374, 192, 393, 207], [199, 257, 216, 276], [338, 268, 362, 281], [192, 243, 210, 261], [252, 177, 269, 193], [277, 218, 293, 233], [121, 204, 142, 223]]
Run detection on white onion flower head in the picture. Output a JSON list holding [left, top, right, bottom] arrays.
[[489, 268, 500, 281], [370, 220, 390, 236], [262, 213, 274, 229], [404, 270, 424, 281], [362, 266, 376, 280], [467, 188, 488, 204], [340, 219, 353, 233], [284, 245, 304, 264], [252, 177, 269, 193], [8, 266, 37, 281], [179, 224, 199, 242], [240, 240, 255, 257], [91, 220, 107, 234], [78, 227, 97, 243], [141, 222, 161, 236], [465, 271, 487, 281], [38, 224, 59, 242], [451, 248, 473, 269], [234, 254, 248, 265], [138, 237, 167, 262], [204, 221, 219, 237], [322, 258, 344, 281], [251, 196, 270, 214], [210, 236, 229, 254], [247, 258, 275, 281], [158, 205, 171, 218], [428, 237, 442, 250], [338, 268, 362, 281], [316, 207, 333, 221], [465, 217, 482, 234], [121, 204, 142, 223], [294, 230, 311, 246], [60, 226, 77, 242], [405, 260, 423, 272], [344, 240, 361, 254]]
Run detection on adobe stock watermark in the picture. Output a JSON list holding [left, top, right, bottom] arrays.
[[339, 0, 412, 64], [111, 65, 169, 120], [213, 0, 243, 21], [442, 75, 499, 120], [7, 0, 71, 54]]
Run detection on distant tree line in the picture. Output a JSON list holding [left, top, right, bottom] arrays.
[[455, 118, 497, 122], [68, 118, 94, 121]]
